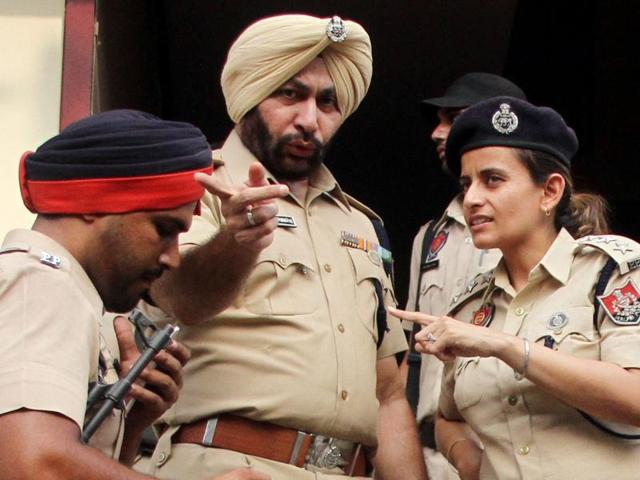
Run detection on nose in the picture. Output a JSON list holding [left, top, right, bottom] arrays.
[[159, 238, 181, 270], [294, 98, 319, 136], [462, 181, 484, 212], [431, 121, 449, 143]]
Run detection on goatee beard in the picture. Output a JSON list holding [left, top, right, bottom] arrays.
[[239, 109, 327, 181]]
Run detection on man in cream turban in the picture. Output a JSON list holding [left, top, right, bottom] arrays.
[[145, 14, 426, 480]]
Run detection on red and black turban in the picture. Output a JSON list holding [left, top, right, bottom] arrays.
[[20, 110, 213, 214]]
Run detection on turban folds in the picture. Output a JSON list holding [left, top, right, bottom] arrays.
[[20, 110, 213, 214], [221, 14, 373, 123]]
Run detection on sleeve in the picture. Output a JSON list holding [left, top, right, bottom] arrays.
[[376, 263, 408, 359], [0, 265, 97, 429], [180, 189, 224, 247], [597, 267, 640, 369]]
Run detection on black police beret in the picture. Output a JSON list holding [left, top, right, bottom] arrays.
[[445, 96, 578, 176]]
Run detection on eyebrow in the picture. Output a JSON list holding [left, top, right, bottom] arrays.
[[285, 78, 337, 99]]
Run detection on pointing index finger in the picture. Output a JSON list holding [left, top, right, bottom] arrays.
[[387, 306, 436, 326]]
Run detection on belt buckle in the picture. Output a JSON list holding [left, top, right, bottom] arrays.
[[305, 435, 358, 472]]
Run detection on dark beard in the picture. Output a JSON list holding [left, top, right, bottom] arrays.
[[239, 109, 328, 181]]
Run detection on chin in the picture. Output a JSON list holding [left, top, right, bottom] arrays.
[[470, 233, 498, 251]]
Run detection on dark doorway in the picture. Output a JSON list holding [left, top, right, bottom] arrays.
[[95, 0, 639, 305]]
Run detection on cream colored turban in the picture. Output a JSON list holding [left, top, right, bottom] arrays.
[[221, 14, 372, 124]]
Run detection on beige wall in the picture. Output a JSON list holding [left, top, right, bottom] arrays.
[[0, 0, 65, 239]]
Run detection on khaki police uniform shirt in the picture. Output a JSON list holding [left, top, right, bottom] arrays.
[[0, 229, 124, 458], [440, 229, 640, 480], [405, 196, 500, 422], [153, 130, 407, 447]]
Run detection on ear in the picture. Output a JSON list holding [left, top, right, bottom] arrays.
[[541, 173, 565, 211]]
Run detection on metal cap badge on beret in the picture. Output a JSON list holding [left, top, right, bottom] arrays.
[[445, 96, 579, 176], [421, 72, 526, 115], [20, 109, 213, 214]]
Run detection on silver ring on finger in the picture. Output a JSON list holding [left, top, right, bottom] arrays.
[[426, 332, 437, 342], [246, 206, 256, 227]]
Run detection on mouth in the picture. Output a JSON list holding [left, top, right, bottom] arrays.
[[468, 215, 493, 229], [286, 140, 317, 159]]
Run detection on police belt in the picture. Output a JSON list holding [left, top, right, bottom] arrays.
[[173, 414, 367, 476]]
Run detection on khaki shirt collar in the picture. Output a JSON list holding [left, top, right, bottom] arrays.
[[219, 130, 351, 212], [493, 228, 576, 293], [445, 195, 466, 226], [2, 229, 104, 316]]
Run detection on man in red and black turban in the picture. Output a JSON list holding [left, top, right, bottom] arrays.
[[0, 110, 273, 480]]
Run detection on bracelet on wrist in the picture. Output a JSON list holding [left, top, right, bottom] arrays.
[[445, 437, 474, 464]]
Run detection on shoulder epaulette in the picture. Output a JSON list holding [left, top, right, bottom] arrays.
[[344, 193, 382, 223], [447, 271, 493, 316], [0, 244, 66, 270], [576, 235, 640, 275]]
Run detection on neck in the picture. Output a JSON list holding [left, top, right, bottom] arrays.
[[502, 225, 559, 292], [32, 215, 91, 267]]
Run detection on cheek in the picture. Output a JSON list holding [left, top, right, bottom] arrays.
[[320, 114, 342, 141]]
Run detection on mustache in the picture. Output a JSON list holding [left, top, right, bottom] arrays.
[[279, 133, 324, 150], [141, 267, 166, 282]]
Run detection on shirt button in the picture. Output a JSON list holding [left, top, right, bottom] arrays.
[[279, 255, 288, 266], [518, 445, 530, 455], [514, 307, 526, 316], [341, 390, 348, 400], [465, 236, 472, 244], [324, 264, 332, 273], [338, 324, 345, 333], [157, 452, 168, 465], [508, 395, 518, 406]]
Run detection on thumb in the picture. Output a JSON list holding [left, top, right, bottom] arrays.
[[113, 315, 140, 367]]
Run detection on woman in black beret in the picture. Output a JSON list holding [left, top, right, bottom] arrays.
[[391, 97, 640, 479]]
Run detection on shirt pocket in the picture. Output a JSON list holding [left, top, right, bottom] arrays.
[[453, 356, 486, 411], [411, 268, 450, 315], [347, 248, 386, 344], [242, 243, 318, 316], [529, 306, 598, 360]]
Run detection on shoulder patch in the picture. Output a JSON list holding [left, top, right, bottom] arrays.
[[448, 271, 493, 316], [577, 235, 640, 275], [344, 193, 382, 223], [597, 278, 640, 326]]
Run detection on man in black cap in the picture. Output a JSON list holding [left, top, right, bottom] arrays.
[[0, 110, 275, 480], [404, 73, 526, 479]]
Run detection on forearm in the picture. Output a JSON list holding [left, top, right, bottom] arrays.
[[0, 412, 154, 480], [151, 228, 258, 324], [118, 423, 145, 467], [494, 335, 640, 425], [435, 414, 481, 479], [373, 356, 426, 479], [373, 395, 426, 480]]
